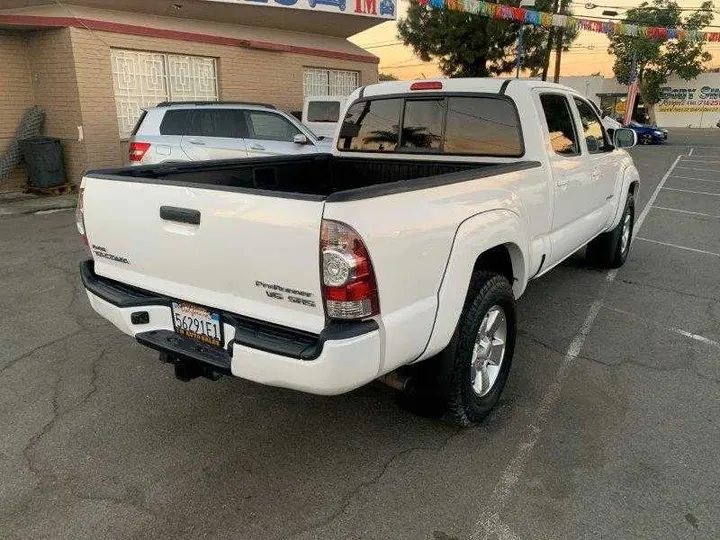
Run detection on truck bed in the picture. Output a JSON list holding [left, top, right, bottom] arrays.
[[87, 154, 537, 201]]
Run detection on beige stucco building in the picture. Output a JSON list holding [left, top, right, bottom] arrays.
[[0, 0, 391, 191]]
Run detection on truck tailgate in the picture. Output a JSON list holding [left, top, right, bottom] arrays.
[[83, 177, 326, 333]]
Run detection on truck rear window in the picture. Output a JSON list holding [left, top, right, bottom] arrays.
[[338, 95, 523, 157]]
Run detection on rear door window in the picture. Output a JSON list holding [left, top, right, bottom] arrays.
[[186, 109, 248, 138], [401, 99, 443, 151], [337, 99, 402, 152], [246, 111, 301, 142], [539, 94, 580, 156], [307, 101, 341, 123], [444, 97, 523, 156], [159, 110, 190, 136]]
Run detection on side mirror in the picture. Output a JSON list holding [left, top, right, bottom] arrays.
[[293, 134, 309, 145], [614, 128, 637, 148], [586, 135, 599, 152]]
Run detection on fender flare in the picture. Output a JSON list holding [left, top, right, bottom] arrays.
[[608, 163, 640, 230], [416, 209, 529, 362]]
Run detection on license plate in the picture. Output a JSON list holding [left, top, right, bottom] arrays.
[[171, 301, 223, 348]]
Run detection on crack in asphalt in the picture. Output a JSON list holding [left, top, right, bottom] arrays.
[[19, 345, 113, 496], [617, 278, 720, 303], [283, 427, 464, 540], [0, 329, 84, 374], [578, 353, 720, 387], [519, 330, 720, 386]]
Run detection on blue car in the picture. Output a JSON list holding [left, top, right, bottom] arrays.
[[626, 121, 668, 145]]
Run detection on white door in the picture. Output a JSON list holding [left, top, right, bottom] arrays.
[[180, 109, 249, 161], [571, 97, 619, 214], [537, 92, 596, 266], [244, 110, 318, 158]]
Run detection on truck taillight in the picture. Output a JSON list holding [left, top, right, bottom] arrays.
[[129, 141, 151, 162], [75, 187, 86, 242], [320, 220, 379, 320]]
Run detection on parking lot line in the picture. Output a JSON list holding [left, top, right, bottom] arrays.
[[471, 154, 683, 540], [675, 166, 720, 173], [651, 205, 720, 219], [662, 187, 720, 196], [602, 305, 720, 350], [680, 159, 720, 164], [670, 175, 720, 183], [635, 236, 720, 258], [688, 147, 694, 156]]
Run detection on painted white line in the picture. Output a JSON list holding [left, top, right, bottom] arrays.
[[670, 175, 720, 184], [662, 187, 720, 197], [688, 147, 694, 156], [603, 305, 720, 350], [636, 237, 720, 258], [652, 206, 720, 219], [634, 155, 683, 237], [471, 154, 683, 540], [675, 166, 720, 173], [681, 158, 720, 163]]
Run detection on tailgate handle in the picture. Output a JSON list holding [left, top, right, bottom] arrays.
[[160, 206, 201, 225]]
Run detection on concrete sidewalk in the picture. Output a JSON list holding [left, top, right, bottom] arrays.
[[0, 190, 76, 218]]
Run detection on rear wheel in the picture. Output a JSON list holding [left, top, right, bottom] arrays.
[[398, 272, 517, 426], [586, 192, 635, 268]]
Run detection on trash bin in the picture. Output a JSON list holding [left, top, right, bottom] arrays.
[[19, 137, 66, 188]]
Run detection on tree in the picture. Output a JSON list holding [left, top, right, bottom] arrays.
[[379, 72, 399, 81], [397, 0, 578, 78], [609, 0, 715, 121]]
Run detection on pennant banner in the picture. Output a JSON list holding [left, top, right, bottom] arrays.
[[421, 0, 720, 42]]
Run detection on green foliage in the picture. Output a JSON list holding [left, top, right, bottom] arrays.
[[379, 72, 399, 81], [397, 0, 577, 77], [609, 0, 715, 105]]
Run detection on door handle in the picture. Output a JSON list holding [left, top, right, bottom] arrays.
[[249, 144, 265, 151], [160, 206, 201, 225], [188, 139, 206, 146], [556, 178, 569, 187]]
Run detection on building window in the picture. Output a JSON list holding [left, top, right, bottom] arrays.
[[303, 68, 359, 97], [110, 49, 218, 138]]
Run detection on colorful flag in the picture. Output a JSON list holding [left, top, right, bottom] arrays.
[[623, 54, 639, 125]]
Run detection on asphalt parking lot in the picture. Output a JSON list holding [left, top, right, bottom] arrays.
[[1, 132, 719, 540]]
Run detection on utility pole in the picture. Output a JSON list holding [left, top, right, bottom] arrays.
[[553, 0, 568, 83], [541, 0, 560, 81]]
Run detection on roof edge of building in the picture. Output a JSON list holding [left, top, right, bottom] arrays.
[[0, 14, 380, 64]]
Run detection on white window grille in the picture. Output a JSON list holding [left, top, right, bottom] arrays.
[[303, 68, 359, 97], [111, 49, 218, 138]]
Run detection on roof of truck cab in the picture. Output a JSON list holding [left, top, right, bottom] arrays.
[[360, 78, 580, 98]]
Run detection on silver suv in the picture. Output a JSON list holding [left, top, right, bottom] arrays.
[[128, 101, 327, 165]]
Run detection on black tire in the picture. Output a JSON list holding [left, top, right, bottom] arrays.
[[398, 272, 517, 427], [586, 193, 635, 268]]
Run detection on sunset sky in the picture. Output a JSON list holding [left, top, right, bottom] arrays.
[[349, 0, 720, 79]]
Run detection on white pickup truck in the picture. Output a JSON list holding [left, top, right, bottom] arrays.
[[77, 79, 639, 426]]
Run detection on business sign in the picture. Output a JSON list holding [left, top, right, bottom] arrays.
[[658, 85, 720, 112], [206, 0, 396, 18]]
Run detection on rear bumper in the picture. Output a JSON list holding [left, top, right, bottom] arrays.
[[81, 261, 382, 395]]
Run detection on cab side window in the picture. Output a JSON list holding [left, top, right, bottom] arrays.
[[539, 94, 580, 156], [574, 98, 610, 153]]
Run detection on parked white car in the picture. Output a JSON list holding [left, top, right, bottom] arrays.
[[128, 102, 324, 165], [301, 96, 347, 140], [78, 79, 639, 425]]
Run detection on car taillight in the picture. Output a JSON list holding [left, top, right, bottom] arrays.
[[75, 187, 88, 247], [320, 219, 379, 320], [129, 141, 151, 162]]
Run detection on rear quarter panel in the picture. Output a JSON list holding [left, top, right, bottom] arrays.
[[324, 164, 548, 374]]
